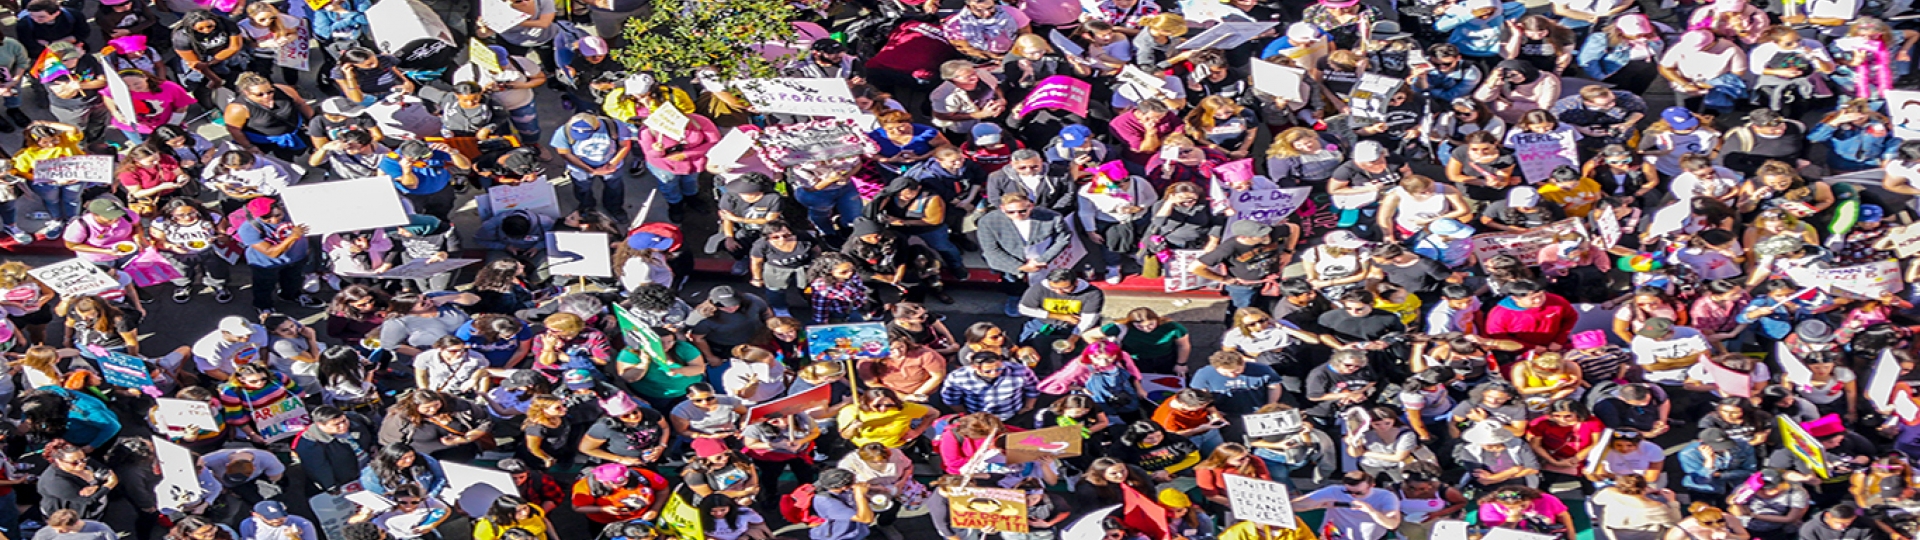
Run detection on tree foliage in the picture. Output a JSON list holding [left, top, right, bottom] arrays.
[[614, 0, 802, 78]]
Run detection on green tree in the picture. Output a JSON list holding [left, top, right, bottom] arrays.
[[614, 0, 802, 78]]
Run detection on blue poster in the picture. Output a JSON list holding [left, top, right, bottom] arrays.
[[805, 322, 890, 364], [96, 350, 155, 389]]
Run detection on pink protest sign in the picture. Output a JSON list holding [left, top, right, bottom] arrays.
[[1016, 76, 1092, 118]]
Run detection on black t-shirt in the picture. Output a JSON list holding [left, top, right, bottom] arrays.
[[1304, 364, 1379, 415], [1316, 309, 1405, 343], [1197, 236, 1283, 282], [327, 56, 405, 96], [718, 194, 782, 233], [1448, 146, 1520, 201], [1481, 200, 1567, 229], [46, 55, 104, 109], [1375, 257, 1452, 297], [524, 420, 574, 455], [1271, 296, 1333, 336], [1766, 431, 1876, 480], [172, 19, 239, 59], [1593, 395, 1667, 432], [749, 238, 817, 269], [1329, 159, 1406, 190], [584, 412, 664, 458], [307, 115, 377, 141]]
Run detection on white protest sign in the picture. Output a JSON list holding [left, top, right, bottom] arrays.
[[1870, 349, 1901, 413], [548, 231, 613, 278], [29, 259, 121, 297], [1889, 90, 1920, 140], [101, 55, 136, 125], [1778, 341, 1814, 387], [1228, 187, 1311, 225], [275, 20, 312, 71], [1510, 129, 1579, 184], [154, 398, 220, 439], [1245, 410, 1304, 437], [734, 78, 862, 117], [1644, 202, 1690, 238], [338, 258, 482, 280], [1786, 260, 1903, 299], [1225, 475, 1296, 528], [1886, 223, 1920, 258], [1028, 234, 1087, 285], [1483, 528, 1558, 540], [644, 102, 691, 140], [280, 177, 409, 236], [1467, 219, 1587, 265], [1585, 428, 1614, 474], [365, 0, 453, 52], [344, 490, 396, 513], [477, 0, 531, 33], [35, 155, 114, 183], [1595, 205, 1622, 248], [1164, 249, 1218, 293], [440, 462, 519, 516], [1431, 521, 1471, 540], [1250, 59, 1307, 103], [1116, 65, 1173, 103], [1897, 390, 1920, 422], [486, 180, 562, 219], [152, 436, 208, 510], [1808, 0, 1860, 18], [1647, 335, 1709, 361], [1177, 22, 1277, 51], [1347, 74, 1403, 123], [1048, 29, 1085, 57]]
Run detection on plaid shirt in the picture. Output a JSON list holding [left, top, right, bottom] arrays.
[[513, 471, 568, 510], [939, 362, 1040, 420], [809, 278, 870, 323]]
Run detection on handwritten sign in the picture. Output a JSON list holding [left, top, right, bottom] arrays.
[[747, 383, 833, 423], [1646, 335, 1709, 361], [338, 258, 481, 280], [947, 487, 1029, 532], [1004, 426, 1083, 464], [1245, 410, 1304, 437], [280, 177, 410, 236], [1887, 223, 1920, 257], [1703, 360, 1755, 398], [477, 0, 531, 33], [753, 118, 877, 167], [1594, 205, 1622, 248], [1250, 59, 1307, 103], [29, 258, 121, 297], [275, 20, 312, 70], [1017, 76, 1092, 118], [1787, 260, 1903, 299], [36, 155, 113, 183], [252, 395, 310, 443], [1510, 130, 1579, 184], [547, 231, 613, 278], [154, 398, 220, 439], [1347, 74, 1403, 123], [1164, 249, 1218, 293], [1467, 219, 1587, 264], [98, 349, 156, 390], [734, 78, 862, 117], [486, 180, 562, 219], [1225, 475, 1296, 528], [644, 101, 691, 141], [1229, 187, 1312, 225], [1176, 22, 1277, 51], [467, 38, 502, 73], [1116, 65, 1173, 103], [152, 437, 208, 510]]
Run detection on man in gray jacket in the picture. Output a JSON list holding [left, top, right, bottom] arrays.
[[976, 193, 1073, 317]]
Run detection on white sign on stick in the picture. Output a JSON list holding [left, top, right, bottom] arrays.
[[29, 259, 121, 297], [279, 177, 410, 236], [734, 78, 862, 117], [547, 231, 613, 278], [1225, 475, 1296, 528], [440, 462, 519, 516], [1870, 349, 1901, 413], [35, 155, 114, 183], [1778, 341, 1814, 387], [477, 0, 531, 32], [152, 436, 207, 510], [487, 180, 562, 219], [1786, 260, 1904, 299], [1164, 249, 1219, 293], [154, 398, 220, 439], [1250, 59, 1306, 103]]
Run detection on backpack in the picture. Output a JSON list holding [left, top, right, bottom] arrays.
[[779, 483, 826, 527]]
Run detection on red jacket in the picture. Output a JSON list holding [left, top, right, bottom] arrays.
[[1482, 293, 1579, 350]]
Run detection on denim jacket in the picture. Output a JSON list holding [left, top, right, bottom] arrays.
[[311, 0, 373, 43], [1421, 64, 1485, 102], [1434, 1, 1525, 58], [1677, 443, 1758, 495], [1808, 121, 1903, 172], [1578, 33, 1666, 80]]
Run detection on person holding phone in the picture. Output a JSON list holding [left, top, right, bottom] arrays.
[[1293, 471, 1404, 540]]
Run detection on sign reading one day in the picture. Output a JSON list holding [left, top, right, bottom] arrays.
[[1229, 187, 1311, 225], [1468, 219, 1588, 264], [36, 155, 114, 183], [1225, 475, 1297, 528], [29, 258, 122, 296], [734, 78, 862, 117], [1510, 129, 1579, 184]]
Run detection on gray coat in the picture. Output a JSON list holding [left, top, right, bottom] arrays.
[[976, 208, 1070, 276]]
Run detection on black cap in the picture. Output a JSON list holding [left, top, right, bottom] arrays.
[[398, 140, 432, 159], [500, 148, 542, 176], [810, 39, 846, 54], [1699, 428, 1737, 451]]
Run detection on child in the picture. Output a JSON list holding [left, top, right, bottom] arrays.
[[805, 253, 871, 324]]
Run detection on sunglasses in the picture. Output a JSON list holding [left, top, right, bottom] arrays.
[[1699, 519, 1725, 526], [690, 396, 716, 403]]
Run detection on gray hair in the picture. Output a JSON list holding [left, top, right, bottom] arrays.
[[1009, 149, 1043, 162], [939, 60, 976, 80]]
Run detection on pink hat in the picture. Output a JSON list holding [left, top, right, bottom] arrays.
[[600, 393, 641, 416], [1615, 14, 1654, 36], [1803, 413, 1845, 438], [691, 438, 728, 458], [1216, 158, 1255, 184], [590, 463, 630, 483], [246, 198, 277, 219], [1091, 161, 1129, 182], [1571, 330, 1607, 350], [108, 35, 147, 53], [1677, 30, 1714, 50], [1319, 0, 1359, 7]]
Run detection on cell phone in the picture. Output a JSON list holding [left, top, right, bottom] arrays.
[[1332, 502, 1353, 508]]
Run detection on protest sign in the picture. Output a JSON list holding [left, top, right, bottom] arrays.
[[1483, 529, 1558, 540], [468, 39, 502, 73], [1347, 74, 1403, 123], [1048, 30, 1085, 57], [547, 232, 613, 278], [1017, 76, 1092, 118], [36, 155, 113, 184], [1510, 129, 1579, 184], [1229, 187, 1312, 225], [948, 487, 1029, 532], [153, 437, 208, 511], [734, 78, 862, 117], [344, 490, 395, 513], [657, 493, 705, 540], [1250, 59, 1307, 103], [1644, 202, 1690, 237], [1585, 428, 1614, 474], [1778, 416, 1829, 478], [1005, 426, 1084, 464], [30, 258, 121, 297], [806, 322, 890, 363], [275, 20, 312, 70], [340, 258, 482, 280], [1245, 410, 1304, 437], [1886, 223, 1920, 257], [1177, 22, 1277, 51], [1703, 360, 1755, 398], [1787, 260, 1903, 299], [1890, 90, 1920, 140], [312, 491, 362, 540], [1225, 475, 1296, 528], [1870, 350, 1901, 413], [154, 398, 220, 439], [487, 176, 560, 216], [1778, 341, 1814, 387], [1808, 0, 1861, 19], [477, 0, 531, 33], [1116, 65, 1173, 103], [1164, 249, 1218, 293], [747, 383, 834, 423], [1178, 0, 1236, 22], [101, 56, 136, 125], [252, 395, 311, 443], [1030, 234, 1087, 285], [707, 128, 760, 172], [440, 462, 518, 516], [1594, 205, 1622, 248], [1897, 390, 1920, 423], [280, 177, 410, 236], [1646, 335, 1709, 361], [644, 102, 691, 140], [1431, 521, 1471, 540], [366, 0, 453, 52], [97, 349, 155, 390], [1467, 219, 1587, 264], [753, 118, 878, 167], [1141, 373, 1185, 402]]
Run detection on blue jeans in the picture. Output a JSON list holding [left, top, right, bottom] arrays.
[[0, 490, 18, 540], [506, 102, 540, 143], [569, 167, 628, 220], [0, 199, 17, 226], [1189, 429, 1224, 456], [1223, 283, 1263, 312], [914, 226, 967, 272], [647, 164, 700, 204], [793, 184, 863, 233], [32, 183, 83, 221]]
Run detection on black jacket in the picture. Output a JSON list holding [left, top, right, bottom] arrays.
[[293, 412, 376, 492]]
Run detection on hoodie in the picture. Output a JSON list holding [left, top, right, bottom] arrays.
[[1482, 292, 1578, 349], [473, 209, 555, 251]]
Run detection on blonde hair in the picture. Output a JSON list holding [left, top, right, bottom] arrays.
[[732, 344, 777, 364], [1267, 127, 1320, 158], [525, 394, 566, 427], [1012, 34, 1050, 54], [1185, 95, 1241, 132], [0, 261, 37, 289], [1140, 14, 1187, 36], [543, 312, 585, 334]]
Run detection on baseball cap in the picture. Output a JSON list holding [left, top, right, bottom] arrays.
[[577, 36, 609, 57], [1324, 230, 1367, 249], [1286, 22, 1319, 43], [972, 123, 1004, 146], [1058, 125, 1092, 148], [1508, 186, 1540, 208], [1428, 218, 1473, 239], [1352, 141, 1385, 162], [564, 369, 596, 390], [500, 148, 543, 176], [710, 286, 742, 307], [254, 501, 289, 519], [626, 232, 674, 251], [86, 198, 126, 221], [1699, 428, 1737, 451], [218, 316, 255, 336], [723, 178, 765, 195], [497, 458, 530, 473], [691, 438, 728, 458], [1636, 317, 1673, 338], [321, 97, 367, 117], [398, 140, 433, 160], [1228, 220, 1271, 238], [1861, 204, 1885, 223], [1661, 107, 1700, 131]]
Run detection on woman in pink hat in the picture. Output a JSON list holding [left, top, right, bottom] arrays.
[[1687, 0, 1770, 45], [1657, 30, 1749, 114], [1577, 15, 1667, 95]]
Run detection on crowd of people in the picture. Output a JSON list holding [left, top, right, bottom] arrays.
[[2, 0, 1920, 539]]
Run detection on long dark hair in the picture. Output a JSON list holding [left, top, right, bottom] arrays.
[[328, 284, 389, 320], [484, 495, 531, 526], [314, 346, 366, 390], [697, 493, 747, 531], [370, 443, 429, 492], [470, 259, 523, 294]]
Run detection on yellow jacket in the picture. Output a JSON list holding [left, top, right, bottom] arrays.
[[602, 87, 695, 122], [1218, 520, 1318, 540]]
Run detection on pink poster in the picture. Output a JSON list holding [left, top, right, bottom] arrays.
[[1703, 360, 1755, 398], [1017, 76, 1092, 118]]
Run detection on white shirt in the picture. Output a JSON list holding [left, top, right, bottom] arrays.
[[1629, 326, 1708, 384], [192, 326, 271, 376], [1599, 440, 1666, 477], [1668, 167, 1742, 202]]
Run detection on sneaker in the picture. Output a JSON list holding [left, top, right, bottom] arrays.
[[172, 287, 192, 304], [302, 274, 322, 293], [213, 287, 233, 304], [6, 109, 29, 127], [1105, 265, 1124, 284], [296, 294, 324, 308], [730, 260, 749, 276], [4, 225, 31, 244], [38, 221, 63, 237], [1003, 297, 1021, 318]]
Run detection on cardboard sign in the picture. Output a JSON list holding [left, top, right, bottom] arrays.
[[440, 462, 518, 516], [1777, 416, 1828, 478], [97, 349, 155, 390], [1594, 205, 1622, 248], [734, 78, 862, 118], [1870, 349, 1901, 413], [1176, 22, 1277, 51], [1889, 89, 1920, 140], [486, 180, 562, 219], [1225, 475, 1296, 528], [1510, 129, 1579, 184], [1029, 233, 1087, 285], [29, 258, 121, 297], [36, 155, 114, 183], [1467, 219, 1588, 265], [467, 39, 502, 73], [1786, 260, 1904, 300], [152, 437, 208, 510], [154, 398, 220, 439], [280, 177, 410, 236], [644, 102, 691, 141], [1164, 249, 1218, 293], [477, 0, 531, 33], [747, 383, 833, 423], [1017, 76, 1092, 118], [1702, 360, 1755, 398], [547, 231, 613, 278], [753, 118, 877, 167], [275, 21, 312, 70], [252, 396, 311, 442], [1004, 426, 1084, 464], [1886, 223, 1920, 258], [806, 322, 890, 363], [948, 487, 1029, 532], [1228, 187, 1312, 225], [1250, 59, 1307, 103], [1346, 74, 1404, 123], [339, 258, 482, 280], [1245, 410, 1304, 437]]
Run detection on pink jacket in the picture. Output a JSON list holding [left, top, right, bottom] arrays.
[[1037, 355, 1145, 395], [636, 114, 721, 176]]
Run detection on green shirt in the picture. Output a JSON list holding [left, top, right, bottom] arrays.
[[1121, 322, 1188, 360], [622, 340, 703, 399]]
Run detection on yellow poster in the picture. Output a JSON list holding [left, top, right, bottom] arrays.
[[1041, 298, 1082, 316], [1777, 416, 1828, 479], [468, 39, 502, 73]]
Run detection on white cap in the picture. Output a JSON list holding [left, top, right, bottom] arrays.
[[1324, 230, 1368, 249], [1464, 0, 1497, 10], [218, 316, 255, 336], [1508, 186, 1540, 208], [1352, 141, 1385, 162], [1286, 23, 1319, 43]]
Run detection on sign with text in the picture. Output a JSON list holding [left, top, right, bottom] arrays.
[[1787, 260, 1903, 299], [644, 101, 691, 140], [98, 349, 156, 390], [1229, 187, 1312, 226], [747, 383, 834, 423], [154, 398, 220, 439], [486, 179, 562, 219], [29, 258, 121, 297], [1225, 475, 1296, 528], [1468, 219, 1588, 265], [1176, 22, 1277, 51], [735, 78, 862, 118], [1004, 426, 1084, 464], [1250, 59, 1307, 103], [275, 20, 312, 70], [1245, 410, 1304, 437], [1017, 76, 1092, 118], [753, 118, 877, 167], [477, 0, 531, 33], [1164, 249, 1218, 293], [36, 155, 113, 184], [1510, 129, 1579, 184], [252, 395, 311, 443], [1886, 223, 1920, 257], [1703, 360, 1755, 398], [1346, 74, 1403, 123], [948, 487, 1029, 532], [1594, 205, 1622, 248], [280, 177, 410, 236], [547, 231, 613, 278], [1646, 335, 1709, 361]]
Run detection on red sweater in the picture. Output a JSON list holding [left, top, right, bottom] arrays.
[[1482, 293, 1579, 350]]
